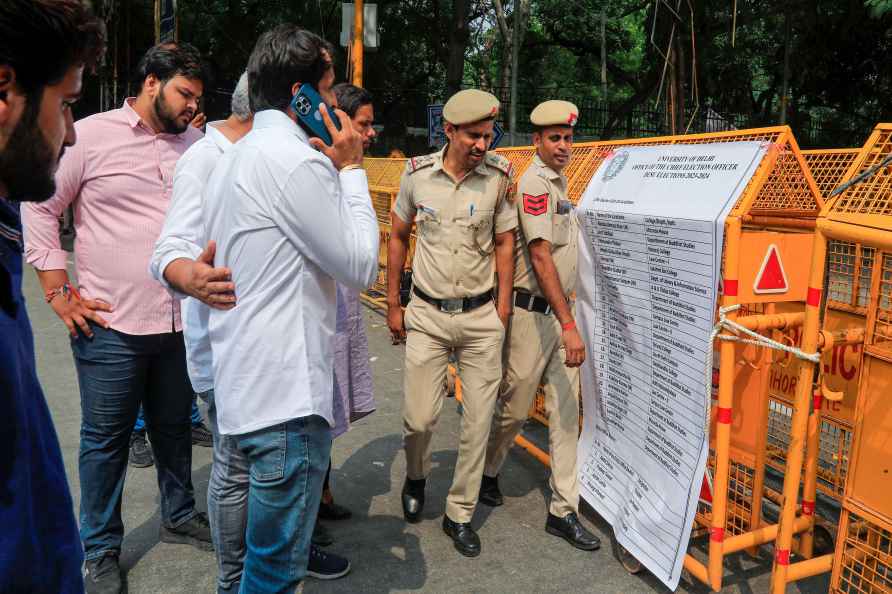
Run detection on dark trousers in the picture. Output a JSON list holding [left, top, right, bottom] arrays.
[[71, 325, 196, 560]]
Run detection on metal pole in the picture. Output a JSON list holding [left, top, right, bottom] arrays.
[[508, 0, 520, 146], [769, 228, 827, 594], [351, 0, 364, 86], [154, 0, 160, 44], [779, 3, 791, 124]]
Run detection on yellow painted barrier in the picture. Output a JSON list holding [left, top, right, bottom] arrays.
[[768, 124, 892, 593], [367, 125, 843, 592]]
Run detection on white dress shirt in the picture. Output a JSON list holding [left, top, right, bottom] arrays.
[[149, 122, 232, 393], [202, 109, 379, 436]]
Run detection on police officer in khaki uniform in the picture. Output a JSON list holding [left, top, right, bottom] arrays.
[[479, 100, 600, 551], [387, 89, 516, 558]]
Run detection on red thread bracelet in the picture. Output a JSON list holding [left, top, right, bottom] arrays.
[[561, 320, 576, 331]]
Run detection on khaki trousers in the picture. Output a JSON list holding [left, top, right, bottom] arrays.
[[403, 296, 505, 523], [484, 306, 581, 517]]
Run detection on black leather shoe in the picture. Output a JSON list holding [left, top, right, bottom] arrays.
[[478, 474, 503, 507], [545, 512, 601, 551], [401, 478, 426, 523], [442, 516, 481, 557]]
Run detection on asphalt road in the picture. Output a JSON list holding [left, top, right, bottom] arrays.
[[24, 262, 829, 593]]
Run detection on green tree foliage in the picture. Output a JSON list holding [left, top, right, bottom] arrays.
[[84, 0, 892, 150]]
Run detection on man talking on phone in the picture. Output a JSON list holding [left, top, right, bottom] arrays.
[[202, 26, 378, 592]]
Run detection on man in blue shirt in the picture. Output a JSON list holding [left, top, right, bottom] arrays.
[[0, 1, 104, 592]]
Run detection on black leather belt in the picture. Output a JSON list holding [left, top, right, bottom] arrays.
[[514, 291, 554, 315], [413, 286, 493, 313]]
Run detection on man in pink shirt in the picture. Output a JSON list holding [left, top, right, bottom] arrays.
[[22, 42, 219, 594]]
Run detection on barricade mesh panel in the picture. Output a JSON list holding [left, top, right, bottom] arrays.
[[873, 253, 892, 353], [766, 398, 852, 499], [830, 127, 892, 217], [364, 126, 821, 218], [726, 460, 756, 536], [803, 149, 860, 198], [835, 512, 892, 594], [747, 146, 821, 214]]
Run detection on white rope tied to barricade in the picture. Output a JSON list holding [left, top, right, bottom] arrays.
[[702, 304, 820, 436]]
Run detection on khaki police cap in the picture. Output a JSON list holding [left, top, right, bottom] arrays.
[[443, 89, 500, 125], [530, 100, 579, 128]]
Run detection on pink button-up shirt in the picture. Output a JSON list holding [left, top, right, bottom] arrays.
[[23, 99, 202, 335]]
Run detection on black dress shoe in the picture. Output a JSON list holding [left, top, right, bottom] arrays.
[[545, 512, 601, 551], [442, 516, 481, 557], [401, 478, 426, 523], [478, 474, 503, 507]]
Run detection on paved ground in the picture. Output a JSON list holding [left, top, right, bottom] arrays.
[[24, 263, 830, 593]]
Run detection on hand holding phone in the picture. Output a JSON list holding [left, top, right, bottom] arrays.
[[291, 84, 341, 145], [305, 110, 363, 173]]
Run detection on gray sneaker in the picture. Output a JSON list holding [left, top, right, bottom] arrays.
[[191, 421, 213, 447], [128, 430, 153, 468], [84, 552, 122, 594]]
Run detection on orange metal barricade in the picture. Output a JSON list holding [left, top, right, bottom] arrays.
[[360, 158, 414, 310], [763, 150, 862, 514], [768, 125, 892, 593], [364, 128, 845, 591]]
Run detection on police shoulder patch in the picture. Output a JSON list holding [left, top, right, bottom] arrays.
[[484, 152, 512, 178], [405, 153, 436, 174], [523, 192, 548, 216]]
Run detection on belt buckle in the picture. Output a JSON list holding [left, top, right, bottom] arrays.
[[440, 298, 464, 313]]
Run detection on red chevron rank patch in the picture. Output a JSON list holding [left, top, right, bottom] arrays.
[[523, 192, 548, 216]]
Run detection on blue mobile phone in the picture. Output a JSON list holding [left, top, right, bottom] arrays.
[[290, 84, 341, 146]]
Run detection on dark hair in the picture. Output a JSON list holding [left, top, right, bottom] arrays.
[[333, 83, 373, 118], [247, 25, 335, 112], [0, 0, 105, 99], [135, 42, 207, 90]]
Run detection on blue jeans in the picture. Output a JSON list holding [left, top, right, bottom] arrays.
[[134, 396, 203, 431], [236, 416, 331, 594], [71, 325, 196, 560], [200, 389, 249, 594]]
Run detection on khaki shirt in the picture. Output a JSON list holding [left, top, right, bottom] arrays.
[[393, 146, 517, 300], [513, 154, 578, 297]]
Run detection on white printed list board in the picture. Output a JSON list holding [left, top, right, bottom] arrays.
[[575, 142, 767, 590]]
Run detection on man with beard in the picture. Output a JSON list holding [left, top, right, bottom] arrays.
[[387, 89, 516, 557], [23, 42, 215, 594], [0, 1, 104, 592]]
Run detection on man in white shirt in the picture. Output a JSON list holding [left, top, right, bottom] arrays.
[[202, 26, 378, 593], [152, 69, 353, 592], [150, 72, 249, 594]]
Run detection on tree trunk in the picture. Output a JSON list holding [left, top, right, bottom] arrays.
[[445, 0, 470, 96], [492, 0, 511, 99]]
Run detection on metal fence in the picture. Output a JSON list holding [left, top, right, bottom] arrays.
[[368, 86, 870, 150], [196, 84, 870, 152]]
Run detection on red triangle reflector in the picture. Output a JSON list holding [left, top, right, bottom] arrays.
[[699, 472, 713, 504], [753, 244, 789, 294]]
